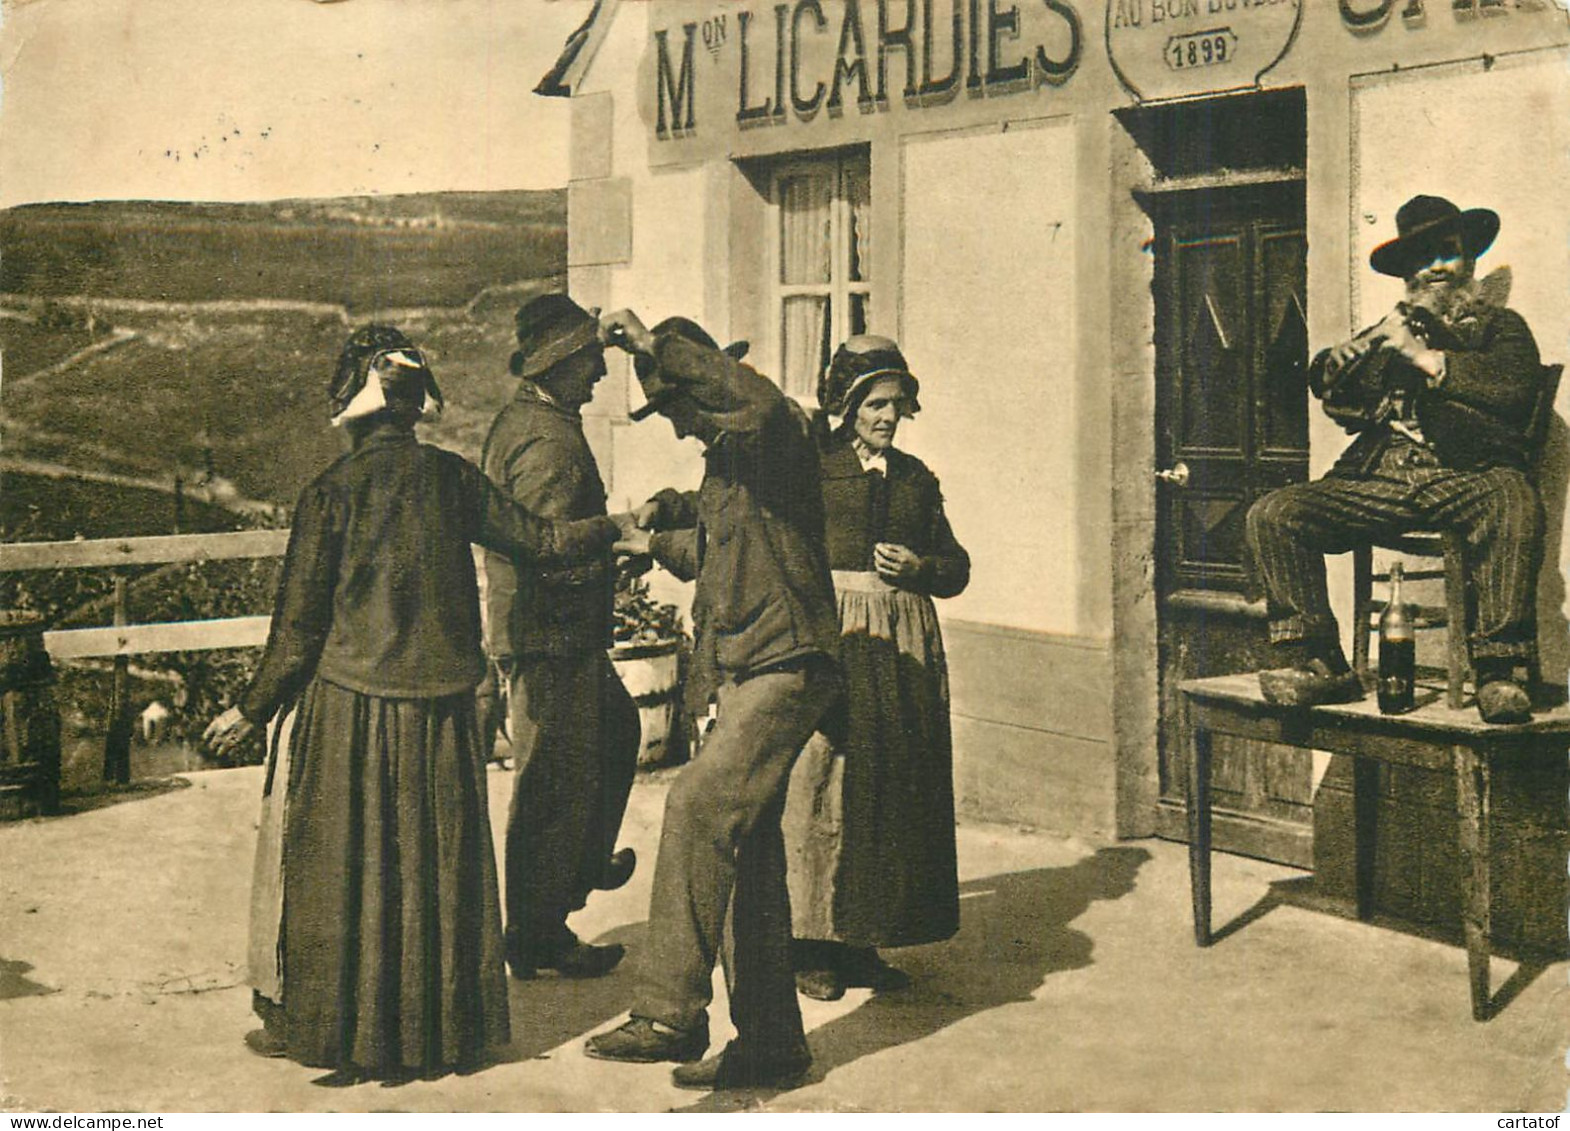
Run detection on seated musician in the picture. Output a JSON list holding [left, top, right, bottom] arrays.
[[1245, 194, 1546, 724]]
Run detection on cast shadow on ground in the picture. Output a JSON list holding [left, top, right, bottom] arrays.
[[1222, 874, 1552, 1020], [0, 957, 58, 1001], [492, 920, 648, 1065], [308, 921, 648, 1088], [51, 776, 191, 817], [675, 844, 1152, 1112]]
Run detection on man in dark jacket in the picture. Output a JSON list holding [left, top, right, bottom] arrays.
[[480, 294, 640, 979], [1246, 195, 1546, 723], [584, 312, 841, 1092]]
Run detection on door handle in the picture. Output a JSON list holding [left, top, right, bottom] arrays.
[[1155, 461, 1191, 488]]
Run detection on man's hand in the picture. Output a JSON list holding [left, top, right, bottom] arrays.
[[600, 309, 655, 356], [1377, 312, 1424, 361], [633, 499, 662, 530], [615, 527, 653, 558], [1324, 306, 1426, 387], [1352, 307, 1444, 380], [203, 706, 256, 759], [1326, 319, 1389, 375], [873, 542, 922, 582]]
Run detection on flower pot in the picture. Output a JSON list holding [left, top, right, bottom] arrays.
[[610, 638, 684, 768]]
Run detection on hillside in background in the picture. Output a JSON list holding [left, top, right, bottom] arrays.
[[0, 191, 564, 311], [0, 189, 567, 514], [0, 189, 568, 766]]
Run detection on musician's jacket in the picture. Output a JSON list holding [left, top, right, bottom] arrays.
[[1311, 302, 1543, 479]]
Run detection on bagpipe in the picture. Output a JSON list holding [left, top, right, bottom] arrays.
[[1310, 302, 1441, 432]]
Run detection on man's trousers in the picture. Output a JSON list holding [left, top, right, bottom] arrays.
[[633, 659, 839, 1052], [1245, 443, 1543, 665], [505, 650, 640, 948]]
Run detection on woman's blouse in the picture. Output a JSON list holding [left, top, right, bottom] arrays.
[[819, 438, 970, 599]]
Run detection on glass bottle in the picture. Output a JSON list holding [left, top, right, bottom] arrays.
[[1378, 562, 1416, 714]]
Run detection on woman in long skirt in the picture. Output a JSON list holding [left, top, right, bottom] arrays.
[[783, 335, 971, 1001], [206, 326, 619, 1077]]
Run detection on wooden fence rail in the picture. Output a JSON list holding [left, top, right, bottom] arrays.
[[1, 530, 299, 783], [0, 530, 292, 659], [2, 532, 489, 660], [2, 530, 491, 782], [0, 529, 291, 572]]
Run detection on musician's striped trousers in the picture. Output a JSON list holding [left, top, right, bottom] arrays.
[[1245, 440, 1543, 664]]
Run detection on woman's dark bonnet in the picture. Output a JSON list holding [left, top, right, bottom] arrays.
[[819, 336, 921, 422]]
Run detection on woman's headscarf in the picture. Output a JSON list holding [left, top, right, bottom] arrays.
[[329, 325, 444, 427]]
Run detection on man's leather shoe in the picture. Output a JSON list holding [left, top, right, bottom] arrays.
[[1258, 659, 1364, 708], [794, 969, 845, 1002], [584, 1016, 708, 1063], [671, 1040, 811, 1092], [1477, 679, 1532, 724], [843, 949, 911, 993], [597, 848, 637, 892], [509, 935, 625, 980]]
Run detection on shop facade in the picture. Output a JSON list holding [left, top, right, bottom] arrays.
[[545, 0, 1570, 940]]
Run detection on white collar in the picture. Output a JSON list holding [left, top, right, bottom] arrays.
[[851, 437, 888, 474]]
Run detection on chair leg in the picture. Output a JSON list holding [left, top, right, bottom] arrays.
[[1352, 545, 1373, 681], [1443, 534, 1468, 710]]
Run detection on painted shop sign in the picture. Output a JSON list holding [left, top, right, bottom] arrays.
[[1106, 0, 1301, 102], [639, 0, 1086, 155], [1338, 0, 1520, 31]]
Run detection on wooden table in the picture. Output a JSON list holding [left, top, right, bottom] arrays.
[[1179, 673, 1570, 1021]]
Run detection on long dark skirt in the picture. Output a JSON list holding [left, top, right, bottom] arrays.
[[271, 677, 510, 1074], [783, 573, 960, 948]]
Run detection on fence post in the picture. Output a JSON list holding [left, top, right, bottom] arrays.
[[103, 574, 132, 784]]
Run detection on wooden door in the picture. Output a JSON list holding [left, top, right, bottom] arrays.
[[1152, 182, 1315, 866]]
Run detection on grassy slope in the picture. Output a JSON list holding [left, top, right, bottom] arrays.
[[0, 192, 566, 312], [0, 191, 565, 506], [0, 192, 572, 767]]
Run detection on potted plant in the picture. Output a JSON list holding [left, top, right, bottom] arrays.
[[610, 571, 689, 768]]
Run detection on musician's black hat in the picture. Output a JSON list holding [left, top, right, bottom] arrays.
[[1370, 195, 1499, 278]]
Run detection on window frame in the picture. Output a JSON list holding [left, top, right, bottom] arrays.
[[764, 147, 872, 402]]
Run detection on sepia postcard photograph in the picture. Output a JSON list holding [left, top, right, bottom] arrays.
[[0, 0, 1567, 1115]]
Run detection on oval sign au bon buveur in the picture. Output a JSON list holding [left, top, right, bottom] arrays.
[[1106, 0, 1302, 103]]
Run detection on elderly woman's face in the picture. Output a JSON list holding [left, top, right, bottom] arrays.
[[853, 377, 909, 452]]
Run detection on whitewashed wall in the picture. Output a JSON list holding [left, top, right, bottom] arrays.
[[572, 0, 709, 610], [900, 120, 1082, 635]]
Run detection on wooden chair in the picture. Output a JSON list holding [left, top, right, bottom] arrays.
[[1351, 362, 1563, 708]]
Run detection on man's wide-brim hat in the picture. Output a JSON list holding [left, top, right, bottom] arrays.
[[629, 316, 750, 422], [511, 293, 603, 380], [1369, 194, 1499, 278], [819, 334, 920, 419]]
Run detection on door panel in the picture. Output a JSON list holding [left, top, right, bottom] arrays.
[[1153, 182, 1314, 866]]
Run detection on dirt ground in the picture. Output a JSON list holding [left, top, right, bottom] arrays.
[[0, 765, 1565, 1113]]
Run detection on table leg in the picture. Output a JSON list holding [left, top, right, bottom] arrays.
[[1453, 743, 1492, 1021], [1352, 756, 1380, 921], [1187, 724, 1213, 947]]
